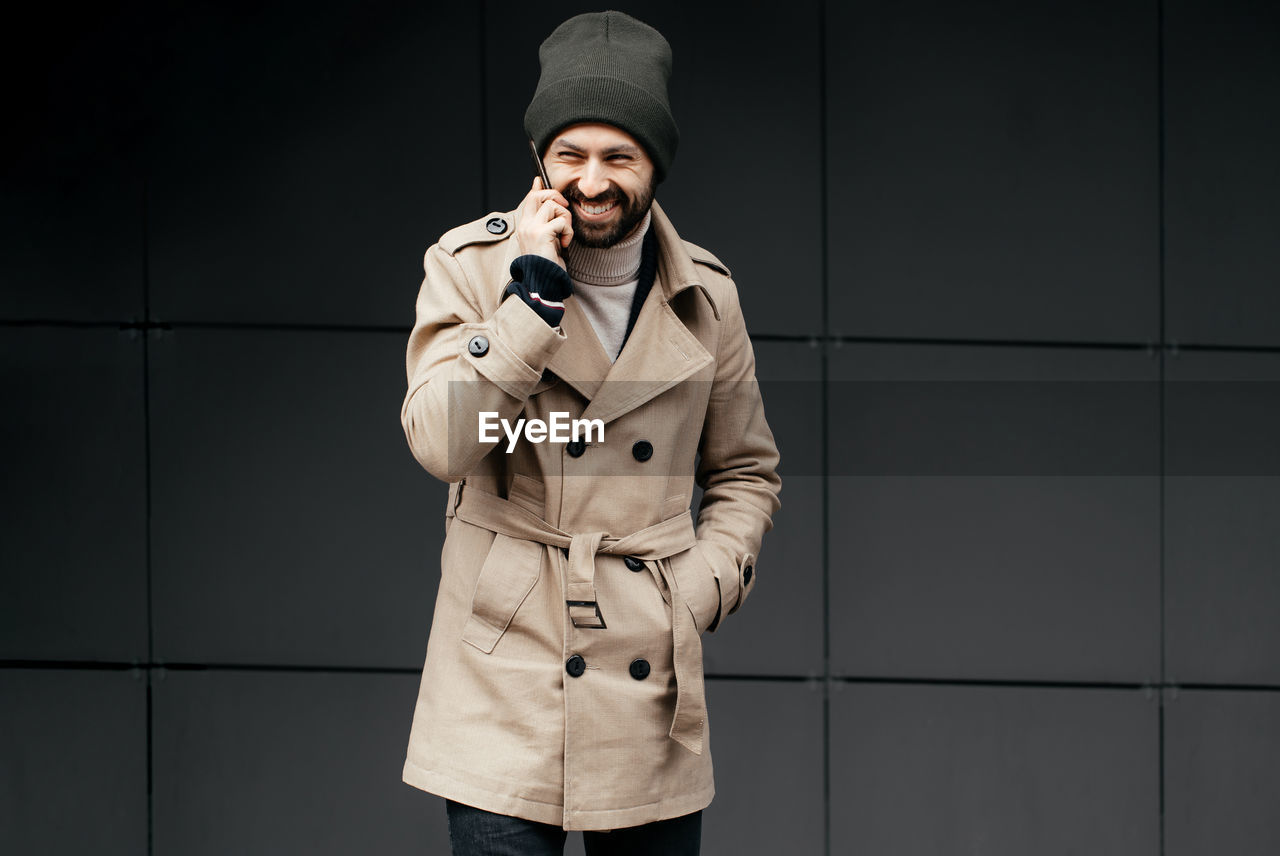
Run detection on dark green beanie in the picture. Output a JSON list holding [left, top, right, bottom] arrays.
[[524, 11, 679, 181]]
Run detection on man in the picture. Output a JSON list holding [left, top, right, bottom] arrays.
[[399, 11, 781, 855]]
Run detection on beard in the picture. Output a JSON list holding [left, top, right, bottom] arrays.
[[564, 178, 656, 248]]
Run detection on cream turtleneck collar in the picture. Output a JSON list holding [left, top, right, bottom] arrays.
[[564, 210, 651, 287]]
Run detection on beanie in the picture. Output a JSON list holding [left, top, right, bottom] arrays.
[[524, 11, 679, 181]]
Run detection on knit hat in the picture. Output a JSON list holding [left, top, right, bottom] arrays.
[[524, 11, 679, 181]]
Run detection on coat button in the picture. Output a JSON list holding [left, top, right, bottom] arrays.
[[467, 335, 489, 357], [566, 654, 586, 678], [566, 439, 586, 458], [743, 563, 754, 584], [629, 658, 651, 680], [623, 556, 645, 572], [632, 440, 653, 462], [486, 217, 508, 234]]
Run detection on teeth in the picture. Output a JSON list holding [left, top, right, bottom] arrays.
[[581, 201, 615, 215]]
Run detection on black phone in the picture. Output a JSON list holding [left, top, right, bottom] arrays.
[[528, 138, 552, 190]]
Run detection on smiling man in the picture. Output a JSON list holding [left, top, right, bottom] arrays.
[[399, 11, 781, 856]]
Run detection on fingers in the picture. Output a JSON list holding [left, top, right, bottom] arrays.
[[515, 183, 573, 259], [537, 196, 570, 222], [520, 188, 572, 231], [538, 197, 574, 245], [523, 177, 569, 209], [534, 189, 570, 210]]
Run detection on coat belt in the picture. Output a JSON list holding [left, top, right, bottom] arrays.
[[453, 482, 707, 755]]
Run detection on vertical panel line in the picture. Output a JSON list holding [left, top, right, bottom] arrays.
[[142, 168, 155, 856], [818, 2, 831, 855], [1156, 1, 1167, 855], [479, 0, 489, 212]]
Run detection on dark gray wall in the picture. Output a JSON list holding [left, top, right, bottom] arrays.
[[3, 1, 1278, 854]]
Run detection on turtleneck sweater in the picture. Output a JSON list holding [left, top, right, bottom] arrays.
[[563, 210, 651, 362]]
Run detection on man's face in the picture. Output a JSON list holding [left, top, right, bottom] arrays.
[[544, 123, 657, 248]]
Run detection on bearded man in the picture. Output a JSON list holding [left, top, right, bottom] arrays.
[[399, 11, 781, 855]]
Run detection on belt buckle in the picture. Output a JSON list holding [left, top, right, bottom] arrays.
[[567, 600, 607, 629]]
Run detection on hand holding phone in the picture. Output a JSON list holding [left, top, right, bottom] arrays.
[[516, 139, 573, 268]]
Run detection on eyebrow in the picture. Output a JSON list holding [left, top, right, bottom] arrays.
[[552, 139, 642, 157]]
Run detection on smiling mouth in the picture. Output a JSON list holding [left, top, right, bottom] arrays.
[[574, 199, 618, 219]]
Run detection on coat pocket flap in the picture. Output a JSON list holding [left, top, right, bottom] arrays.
[[507, 473, 546, 517], [461, 533, 544, 654]]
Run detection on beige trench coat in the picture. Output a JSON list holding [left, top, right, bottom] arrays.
[[400, 199, 781, 831]]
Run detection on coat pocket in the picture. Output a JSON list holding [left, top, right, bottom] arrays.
[[461, 533, 544, 654], [665, 542, 722, 635]]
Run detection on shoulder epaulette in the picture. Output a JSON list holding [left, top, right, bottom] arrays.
[[682, 240, 732, 278], [438, 212, 517, 255]]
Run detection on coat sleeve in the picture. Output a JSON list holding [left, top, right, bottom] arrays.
[[693, 281, 782, 631], [401, 242, 567, 482]]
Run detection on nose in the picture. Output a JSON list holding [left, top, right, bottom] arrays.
[[577, 159, 610, 199]]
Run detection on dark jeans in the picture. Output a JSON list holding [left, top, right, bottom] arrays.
[[445, 799, 702, 856]]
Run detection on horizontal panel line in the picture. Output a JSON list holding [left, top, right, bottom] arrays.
[[4, 660, 1280, 693], [1175, 682, 1280, 694], [836, 675, 1157, 691], [0, 659, 143, 671], [0, 659, 417, 675], [829, 337, 1280, 355], [0, 319, 143, 329], [154, 661, 420, 675], [704, 673, 817, 683], [1171, 342, 1280, 354], [829, 334, 1154, 351], [4, 318, 1280, 354], [146, 320, 411, 334], [0, 319, 407, 334]]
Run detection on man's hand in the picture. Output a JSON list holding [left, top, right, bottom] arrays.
[[516, 177, 573, 270]]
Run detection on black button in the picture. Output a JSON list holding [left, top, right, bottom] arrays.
[[566, 439, 586, 458], [486, 217, 507, 234], [743, 563, 754, 584], [632, 440, 653, 462], [467, 335, 489, 357], [629, 658, 651, 680], [566, 654, 586, 678], [623, 556, 645, 573]]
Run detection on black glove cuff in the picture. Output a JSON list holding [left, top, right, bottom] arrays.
[[506, 254, 573, 326]]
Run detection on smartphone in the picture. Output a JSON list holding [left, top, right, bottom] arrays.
[[529, 137, 567, 257], [528, 138, 552, 190]]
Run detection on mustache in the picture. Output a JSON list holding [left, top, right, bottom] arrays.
[[564, 183, 626, 206]]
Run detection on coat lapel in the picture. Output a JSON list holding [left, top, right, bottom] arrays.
[[545, 295, 613, 400], [579, 201, 715, 425]]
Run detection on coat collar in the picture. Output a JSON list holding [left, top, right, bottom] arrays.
[[649, 200, 720, 321], [531, 200, 717, 421]]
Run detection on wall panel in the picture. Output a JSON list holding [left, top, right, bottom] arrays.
[[146, 1, 483, 327], [826, 0, 1158, 342], [0, 328, 147, 661], [149, 328, 445, 668], [0, 669, 148, 855], [831, 683, 1159, 855]]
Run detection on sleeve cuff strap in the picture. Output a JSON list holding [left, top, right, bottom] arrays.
[[459, 297, 566, 399]]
